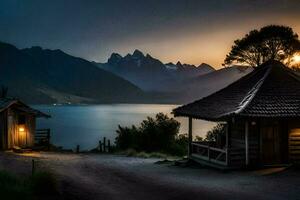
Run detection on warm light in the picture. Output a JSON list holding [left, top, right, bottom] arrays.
[[293, 55, 300, 63], [19, 126, 25, 132], [291, 53, 300, 65]]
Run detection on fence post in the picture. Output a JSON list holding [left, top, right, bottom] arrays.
[[107, 140, 111, 153], [32, 159, 35, 176], [47, 129, 51, 151], [103, 137, 106, 152], [208, 145, 210, 161], [99, 141, 102, 152], [76, 145, 80, 153], [226, 148, 228, 166]]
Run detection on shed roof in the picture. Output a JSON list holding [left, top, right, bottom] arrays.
[[173, 60, 300, 121], [0, 98, 50, 118]]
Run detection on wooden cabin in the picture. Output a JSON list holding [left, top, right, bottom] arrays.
[[0, 98, 50, 150], [173, 61, 300, 169]]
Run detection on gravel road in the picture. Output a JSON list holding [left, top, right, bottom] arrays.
[[0, 152, 299, 200]]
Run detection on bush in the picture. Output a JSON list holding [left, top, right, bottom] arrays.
[[115, 113, 186, 156], [205, 123, 226, 142], [0, 170, 58, 200], [30, 171, 58, 196], [0, 171, 31, 199]]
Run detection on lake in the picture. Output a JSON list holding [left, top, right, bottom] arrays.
[[34, 104, 217, 150]]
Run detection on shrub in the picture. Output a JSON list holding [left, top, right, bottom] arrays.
[[0, 170, 58, 200], [30, 171, 58, 196], [0, 171, 31, 199], [205, 123, 226, 142], [115, 113, 185, 156]]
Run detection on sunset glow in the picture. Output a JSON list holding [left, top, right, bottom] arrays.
[[1, 1, 300, 68], [293, 54, 300, 64]]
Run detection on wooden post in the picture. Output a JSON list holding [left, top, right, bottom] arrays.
[[245, 121, 249, 166], [32, 159, 35, 176], [188, 117, 193, 157], [99, 141, 102, 152], [259, 121, 263, 164], [107, 140, 111, 153], [76, 145, 80, 153], [225, 122, 229, 165], [47, 129, 51, 151], [103, 137, 106, 152], [207, 145, 210, 160], [225, 122, 229, 148]]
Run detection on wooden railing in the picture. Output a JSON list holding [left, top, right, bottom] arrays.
[[191, 142, 228, 166], [35, 129, 51, 150]]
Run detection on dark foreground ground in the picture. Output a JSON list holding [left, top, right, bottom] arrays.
[[0, 152, 299, 200]]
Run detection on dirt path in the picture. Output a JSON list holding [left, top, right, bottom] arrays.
[[0, 152, 299, 200]]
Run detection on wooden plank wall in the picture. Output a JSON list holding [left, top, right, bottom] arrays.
[[26, 115, 35, 147], [248, 121, 260, 165], [7, 108, 19, 149], [7, 108, 36, 149], [228, 119, 260, 167], [289, 127, 300, 163], [229, 120, 246, 167], [0, 111, 8, 149]]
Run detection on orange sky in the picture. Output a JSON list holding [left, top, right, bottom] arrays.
[[112, 18, 300, 69], [1, 0, 300, 69]]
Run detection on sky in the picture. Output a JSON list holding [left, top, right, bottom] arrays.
[[0, 0, 300, 68]]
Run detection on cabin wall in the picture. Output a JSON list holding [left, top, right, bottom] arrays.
[[228, 119, 260, 167], [288, 120, 300, 163], [26, 115, 36, 147], [228, 120, 245, 167], [248, 120, 260, 165], [6, 108, 36, 149], [0, 110, 8, 150], [259, 119, 289, 165]]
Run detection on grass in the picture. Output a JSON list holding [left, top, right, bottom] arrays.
[[117, 148, 182, 159], [0, 170, 59, 200]]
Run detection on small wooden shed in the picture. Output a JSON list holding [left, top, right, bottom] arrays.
[[173, 61, 300, 169], [0, 98, 50, 150]]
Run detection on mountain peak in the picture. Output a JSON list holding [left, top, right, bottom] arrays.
[[132, 49, 144, 58], [108, 53, 123, 65], [29, 46, 43, 51], [198, 63, 215, 71], [176, 61, 182, 65]]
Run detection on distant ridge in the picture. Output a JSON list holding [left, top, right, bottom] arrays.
[[0, 41, 253, 104], [0, 41, 144, 104], [95, 49, 216, 91]]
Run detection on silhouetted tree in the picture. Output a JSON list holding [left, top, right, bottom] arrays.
[[115, 113, 185, 155], [0, 86, 8, 98], [224, 25, 300, 67], [205, 123, 226, 142]]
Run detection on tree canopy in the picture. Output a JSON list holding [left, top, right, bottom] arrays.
[[115, 113, 188, 155], [224, 25, 300, 67]]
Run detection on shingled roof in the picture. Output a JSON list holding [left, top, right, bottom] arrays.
[[173, 60, 300, 121], [0, 98, 50, 118]]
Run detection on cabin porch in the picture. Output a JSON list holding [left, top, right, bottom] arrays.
[[187, 117, 300, 169]]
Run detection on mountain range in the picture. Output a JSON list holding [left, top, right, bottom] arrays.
[[0, 41, 253, 104], [95, 49, 253, 103], [95, 50, 215, 91], [0, 42, 144, 104]]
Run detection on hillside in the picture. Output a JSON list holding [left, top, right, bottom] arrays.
[[0, 42, 144, 104], [179, 66, 254, 103]]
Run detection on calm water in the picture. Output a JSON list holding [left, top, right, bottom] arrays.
[[33, 104, 217, 150]]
